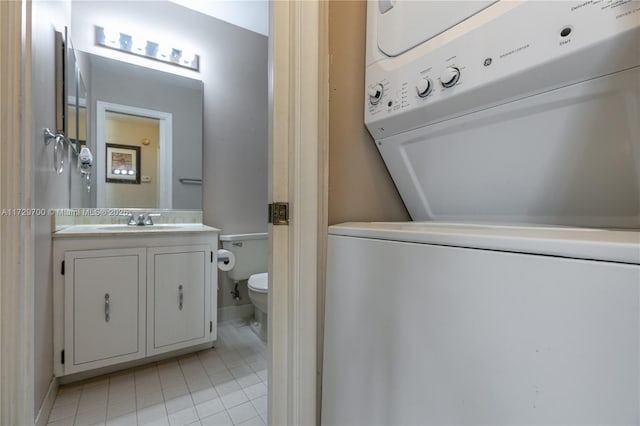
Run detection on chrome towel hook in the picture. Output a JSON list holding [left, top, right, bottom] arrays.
[[43, 128, 58, 146], [53, 134, 65, 174], [44, 128, 73, 175]]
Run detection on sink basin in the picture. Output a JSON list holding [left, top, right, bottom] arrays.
[[95, 224, 188, 231]]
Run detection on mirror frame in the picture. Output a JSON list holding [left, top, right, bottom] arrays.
[[55, 30, 65, 134]]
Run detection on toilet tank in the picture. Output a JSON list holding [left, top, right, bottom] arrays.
[[220, 233, 268, 281]]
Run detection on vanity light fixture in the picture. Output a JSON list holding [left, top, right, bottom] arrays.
[[95, 26, 199, 71]]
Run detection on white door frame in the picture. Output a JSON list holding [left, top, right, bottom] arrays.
[[269, 1, 328, 425], [0, 1, 35, 424], [95, 101, 173, 208]]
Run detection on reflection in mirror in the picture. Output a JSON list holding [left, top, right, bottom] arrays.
[[66, 38, 77, 147], [67, 72, 87, 152], [69, 51, 203, 210], [66, 35, 88, 156], [99, 105, 171, 208], [68, 42, 93, 205]]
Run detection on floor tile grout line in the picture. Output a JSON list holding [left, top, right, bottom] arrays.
[[103, 375, 111, 425], [51, 322, 265, 426], [176, 354, 201, 424], [133, 364, 143, 425], [70, 384, 82, 426]]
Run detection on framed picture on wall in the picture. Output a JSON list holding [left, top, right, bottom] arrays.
[[106, 143, 141, 184]]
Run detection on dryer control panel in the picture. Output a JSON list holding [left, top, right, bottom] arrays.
[[365, 0, 640, 140]]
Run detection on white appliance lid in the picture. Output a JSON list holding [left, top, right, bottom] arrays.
[[329, 222, 640, 265], [248, 272, 268, 292]]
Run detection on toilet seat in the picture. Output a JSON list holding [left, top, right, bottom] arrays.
[[248, 272, 268, 293]]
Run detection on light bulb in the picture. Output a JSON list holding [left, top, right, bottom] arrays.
[[181, 50, 195, 65], [131, 35, 147, 53], [103, 28, 120, 46], [158, 46, 172, 59]]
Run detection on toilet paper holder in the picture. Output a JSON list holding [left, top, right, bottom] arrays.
[[216, 249, 235, 271]]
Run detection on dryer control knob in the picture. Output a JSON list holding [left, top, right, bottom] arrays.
[[439, 67, 460, 88], [367, 83, 384, 105], [416, 78, 432, 97]]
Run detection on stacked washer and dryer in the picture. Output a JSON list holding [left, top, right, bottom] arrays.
[[322, 1, 640, 424]]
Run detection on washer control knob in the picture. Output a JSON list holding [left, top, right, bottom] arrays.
[[416, 78, 432, 97], [439, 67, 460, 88], [367, 83, 384, 105]]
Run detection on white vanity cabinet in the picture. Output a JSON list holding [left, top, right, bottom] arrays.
[[147, 246, 211, 355], [53, 227, 219, 377], [64, 248, 146, 374]]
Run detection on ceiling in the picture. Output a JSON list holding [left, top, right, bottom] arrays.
[[167, 0, 269, 36]]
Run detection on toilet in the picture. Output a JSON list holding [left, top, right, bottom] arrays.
[[247, 272, 268, 340], [220, 233, 268, 341]]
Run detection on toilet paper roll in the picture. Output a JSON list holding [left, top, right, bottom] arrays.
[[217, 249, 236, 271]]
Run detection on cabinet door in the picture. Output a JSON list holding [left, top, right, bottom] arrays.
[[147, 245, 212, 355], [64, 248, 146, 374]]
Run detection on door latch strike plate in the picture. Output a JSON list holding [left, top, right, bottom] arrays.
[[269, 202, 289, 225]]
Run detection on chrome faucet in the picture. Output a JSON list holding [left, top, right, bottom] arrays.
[[135, 214, 146, 226], [121, 212, 160, 226], [144, 213, 160, 226], [120, 212, 137, 226]]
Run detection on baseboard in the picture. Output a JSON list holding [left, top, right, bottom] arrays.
[[218, 303, 254, 322], [35, 377, 58, 426]]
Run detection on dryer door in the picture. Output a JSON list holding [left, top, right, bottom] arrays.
[[377, 0, 497, 57]]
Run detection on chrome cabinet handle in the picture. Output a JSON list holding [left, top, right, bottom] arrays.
[[105, 293, 110, 322], [178, 285, 183, 310]]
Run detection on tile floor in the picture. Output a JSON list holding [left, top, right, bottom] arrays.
[[47, 320, 268, 426]]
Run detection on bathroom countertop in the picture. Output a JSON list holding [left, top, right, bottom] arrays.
[[53, 223, 220, 238]]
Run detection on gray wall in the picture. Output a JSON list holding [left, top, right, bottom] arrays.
[[31, 0, 70, 416], [87, 53, 204, 210], [71, 1, 268, 232], [328, 1, 409, 225], [71, 1, 268, 308]]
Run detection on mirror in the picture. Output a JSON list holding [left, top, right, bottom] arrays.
[[56, 30, 87, 157], [54, 30, 65, 135], [55, 28, 90, 186], [69, 50, 204, 209], [67, 50, 88, 155], [66, 38, 79, 153]]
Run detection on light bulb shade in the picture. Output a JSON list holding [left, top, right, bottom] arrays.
[[95, 26, 200, 72]]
